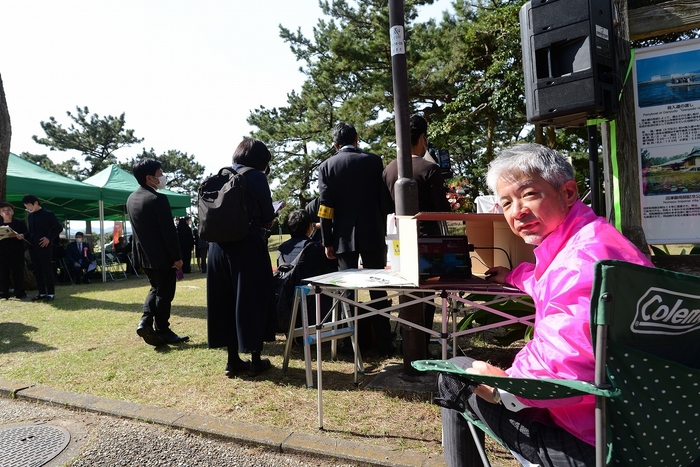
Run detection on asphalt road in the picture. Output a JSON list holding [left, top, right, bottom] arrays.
[[0, 397, 360, 467]]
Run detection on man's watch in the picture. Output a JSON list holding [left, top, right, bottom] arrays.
[[492, 387, 502, 404]]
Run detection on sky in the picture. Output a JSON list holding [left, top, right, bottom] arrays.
[[2, 0, 453, 177]]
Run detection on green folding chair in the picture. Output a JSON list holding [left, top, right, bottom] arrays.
[[414, 260, 700, 466]]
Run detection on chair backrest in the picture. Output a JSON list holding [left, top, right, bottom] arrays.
[[591, 260, 700, 466]]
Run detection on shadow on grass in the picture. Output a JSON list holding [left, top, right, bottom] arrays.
[[0, 322, 57, 353], [45, 295, 207, 320]]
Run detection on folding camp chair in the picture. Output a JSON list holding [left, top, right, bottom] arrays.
[[413, 259, 700, 466], [96, 253, 127, 281]]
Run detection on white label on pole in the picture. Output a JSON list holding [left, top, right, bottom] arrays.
[[595, 24, 609, 41], [390, 25, 405, 56]]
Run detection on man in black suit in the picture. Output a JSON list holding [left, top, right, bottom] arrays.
[[317, 122, 395, 356], [65, 231, 96, 284], [126, 159, 188, 346], [22, 194, 63, 302]]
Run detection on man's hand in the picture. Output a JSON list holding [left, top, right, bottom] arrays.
[[173, 260, 183, 269], [15, 233, 24, 240], [325, 246, 336, 260], [466, 360, 508, 404], [74, 262, 81, 268], [484, 266, 511, 284], [38, 237, 50, 248]]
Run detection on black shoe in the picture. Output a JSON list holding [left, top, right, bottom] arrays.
[[248, 358, 272, 377], [83, 278, 91, 284], [155, 328, 189, 344], [44, 295, 55, 302], [136, 322, 164, 346], [14, 293, 27, 300], [31, 294, 47, 302], [224, 359, 251, 378], [0, 294, 9, 300], [376, 342, 397, 357]]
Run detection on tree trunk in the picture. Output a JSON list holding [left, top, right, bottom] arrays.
[[546, 126, 556, 148], [485, 114, 495, 163], [0, 73, 11, 201]]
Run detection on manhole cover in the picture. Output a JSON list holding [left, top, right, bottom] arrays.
[[0, 424, 70, 467]]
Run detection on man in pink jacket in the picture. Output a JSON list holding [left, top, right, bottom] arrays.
[[438, 143, 654, 467]]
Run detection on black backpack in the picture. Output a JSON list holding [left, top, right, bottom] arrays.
[[269, 241, 315, 333], [198, 167, 252, 243]]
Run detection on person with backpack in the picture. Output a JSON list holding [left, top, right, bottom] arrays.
[[206, 139, 276, 378]]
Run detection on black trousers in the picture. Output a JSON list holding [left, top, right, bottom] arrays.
[[437, 357, 595, 467], [0, 248, 25, 296], [336, 248, 392, 346], [28, 245, 55, 295], [142, 268, 177, 331], [70, 259, 94, 281]]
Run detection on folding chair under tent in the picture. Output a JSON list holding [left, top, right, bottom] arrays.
[[414, 260, 700, 466]]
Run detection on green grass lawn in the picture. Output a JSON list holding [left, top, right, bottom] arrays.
[[0, 273, 453, 459], [0, 248, 522, 465]]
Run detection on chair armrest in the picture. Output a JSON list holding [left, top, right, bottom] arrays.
[[412, 359, 620, 399]]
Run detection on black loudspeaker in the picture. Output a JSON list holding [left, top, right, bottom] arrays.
[[520, 0, 619, 127]]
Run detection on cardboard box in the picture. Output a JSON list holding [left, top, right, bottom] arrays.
[[396, 212, 535, 285]]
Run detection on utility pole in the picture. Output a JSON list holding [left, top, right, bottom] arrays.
[[388, 0, 424, 375]]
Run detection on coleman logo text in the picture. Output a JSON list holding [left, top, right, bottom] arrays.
[[633, 288, 700, 335]]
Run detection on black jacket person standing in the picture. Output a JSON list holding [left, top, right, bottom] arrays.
[[22, 195, 62, 302], [126, 159, 188, 346], [317, 122, 395, 356], [0, 202, 28, 300]]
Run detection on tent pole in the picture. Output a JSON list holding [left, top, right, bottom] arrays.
[[100, 200, 106, 283]]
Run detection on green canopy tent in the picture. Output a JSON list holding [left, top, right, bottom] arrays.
[[6, 153, 193, 282], [6, 152, 103, 219], [83, 164, 191, 220]]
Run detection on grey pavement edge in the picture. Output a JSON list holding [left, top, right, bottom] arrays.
[[0, 378, 446, 467]]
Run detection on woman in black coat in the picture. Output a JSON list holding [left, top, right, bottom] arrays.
[[176, 217, 195, 273], [206, 139, 276, 378]]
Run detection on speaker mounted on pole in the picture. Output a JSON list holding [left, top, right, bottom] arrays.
[[520, 0, 619, 127]]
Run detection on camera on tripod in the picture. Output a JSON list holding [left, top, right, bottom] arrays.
[[428, 146, 453, 180]]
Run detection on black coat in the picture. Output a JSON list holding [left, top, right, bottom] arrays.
[[0, 217, 28, 255], [317, 147, 391, 255], [382, 156, 450, 213], [177, 223, 195, 250], [26, 208, 62, 247], [126, 186, 181, 270]]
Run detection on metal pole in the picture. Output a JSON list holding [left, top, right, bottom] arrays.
[[100, 199, 106, 282], [389, 0, 418, 217], [389, 0, 423, 375], [588, 124, 600, 216]]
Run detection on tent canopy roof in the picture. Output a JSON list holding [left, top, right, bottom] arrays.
[[5, 153, 191, 220], [84, 164, 191, 214]]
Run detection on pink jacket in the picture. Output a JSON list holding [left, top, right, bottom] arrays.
[[505, 200, 654, 445]]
